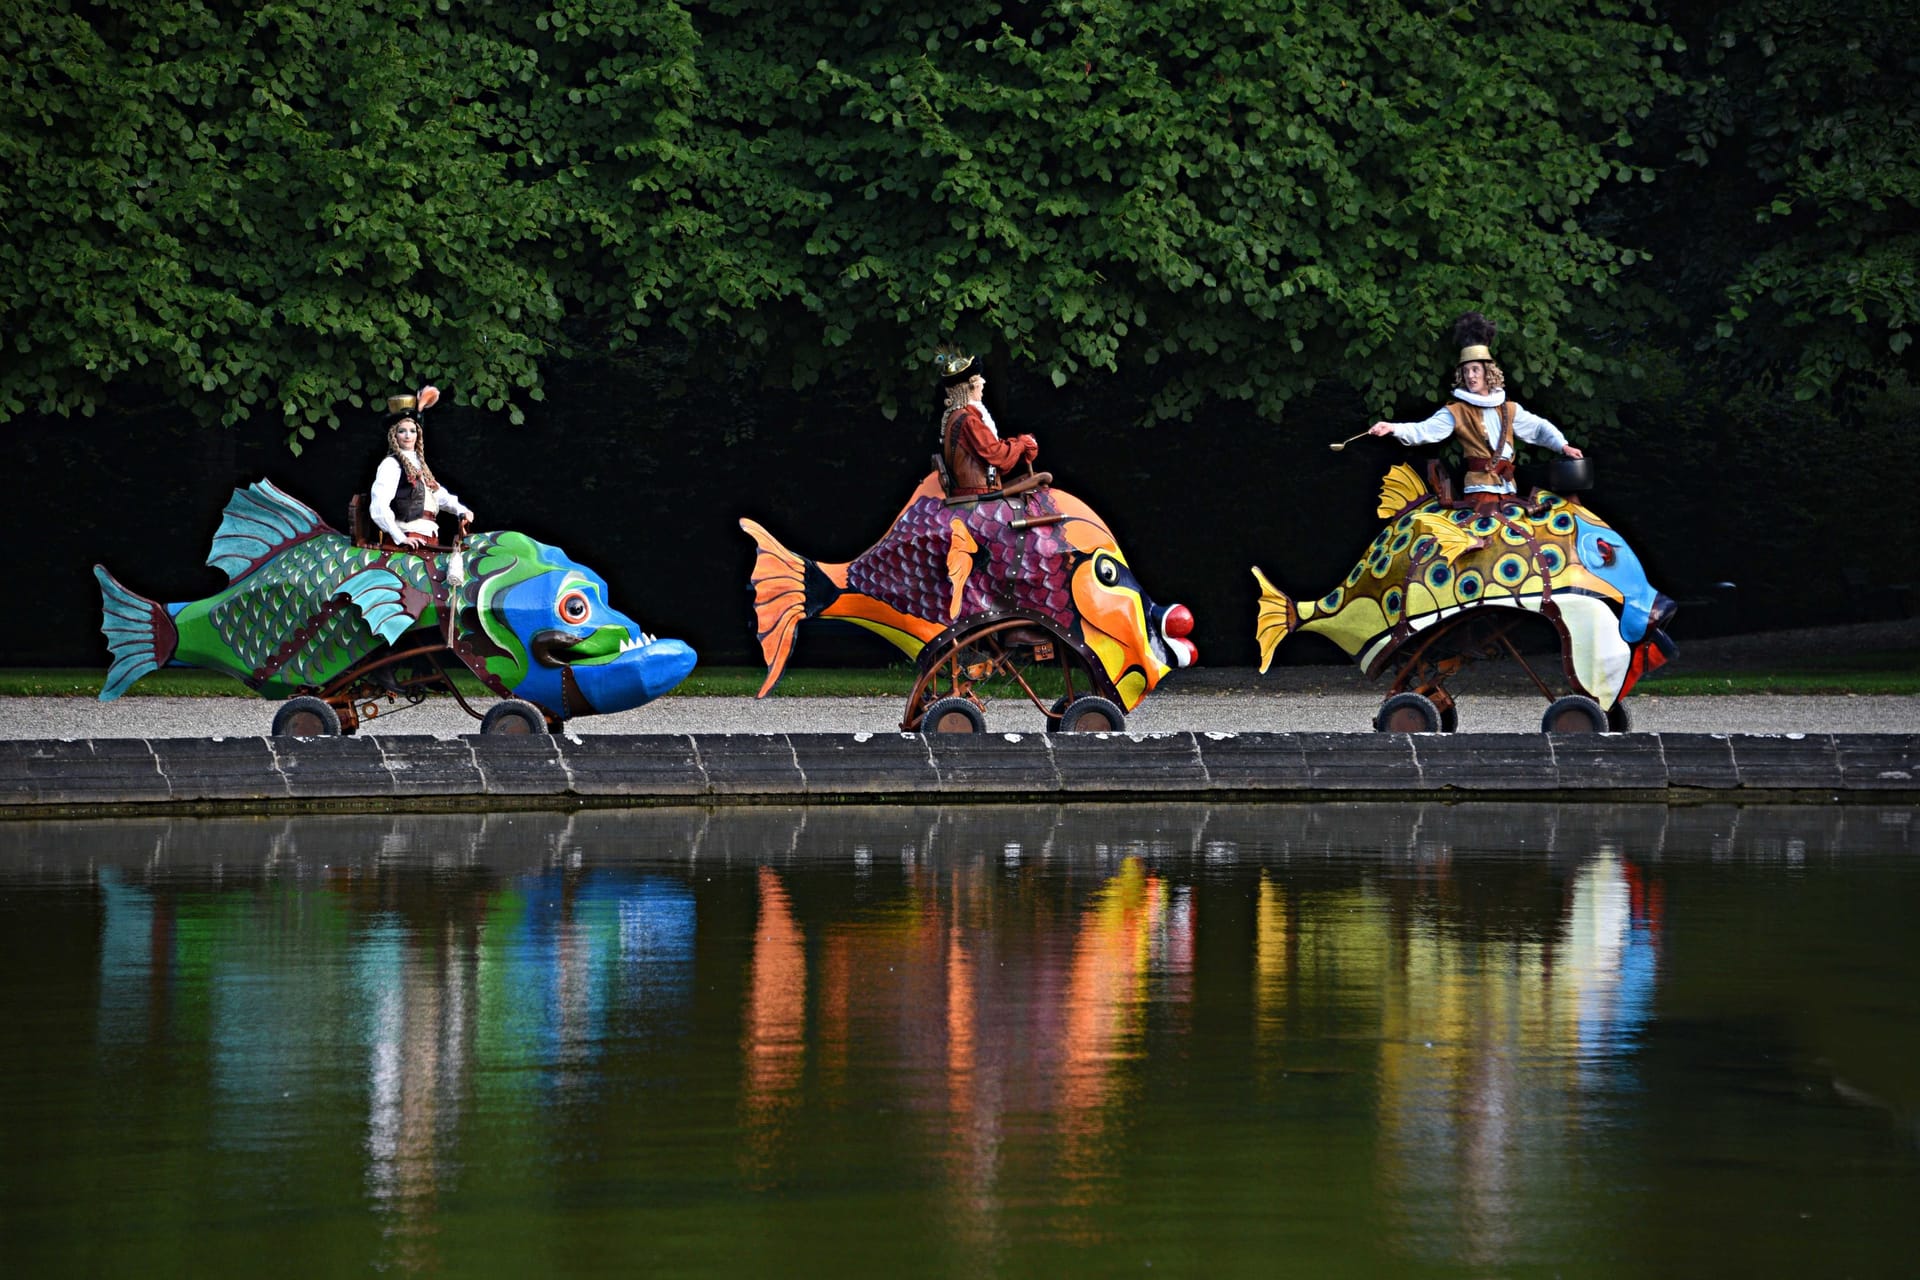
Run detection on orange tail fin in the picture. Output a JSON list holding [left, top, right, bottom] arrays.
[[739, 518, 827, 697]]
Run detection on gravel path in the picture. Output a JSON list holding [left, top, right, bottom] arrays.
[[7, 619, 1913, 739], [2, 687, 1911, 739]]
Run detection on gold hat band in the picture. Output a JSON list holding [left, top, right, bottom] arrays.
[[1457, 345, 1492, 364]]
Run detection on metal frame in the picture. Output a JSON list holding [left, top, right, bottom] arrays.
[[900, 609, 1115, 732]]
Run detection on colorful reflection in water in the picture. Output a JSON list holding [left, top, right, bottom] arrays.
[[4, 804, 1918, 1276]]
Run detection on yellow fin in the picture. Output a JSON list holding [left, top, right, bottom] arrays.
[[1376, 463, 1429, 518], [1413, 511, 1485, 562], [1250, 566, 1298, 674], [947, 520, 978, 619]]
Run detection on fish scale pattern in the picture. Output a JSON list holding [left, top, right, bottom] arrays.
[[1321, 492, 1581, 621], [210, 535, 424, 678], [847, 495, 1077, 629]]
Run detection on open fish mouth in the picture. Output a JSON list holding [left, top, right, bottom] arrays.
[[531, 627, 655, 668]]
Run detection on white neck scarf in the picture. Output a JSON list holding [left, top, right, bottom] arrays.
[[1452, 388, 1507, 409]]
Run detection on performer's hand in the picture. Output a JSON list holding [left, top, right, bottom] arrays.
[[404, 532, 429, 548], [1018, 434, 1039, 461], [459, 516, 472, 536], [1562, 445, 1584, 460], [1368, 422, 1393, 436]]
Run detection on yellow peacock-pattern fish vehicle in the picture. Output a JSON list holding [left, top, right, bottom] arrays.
[[1253, 464, 1676, 733]]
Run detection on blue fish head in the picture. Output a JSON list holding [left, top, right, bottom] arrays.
[[1571, 514, 1665, 643], [459, 532, 697, 719]]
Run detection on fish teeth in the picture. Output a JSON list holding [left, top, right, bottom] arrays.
[[615, 632, 656, 655]]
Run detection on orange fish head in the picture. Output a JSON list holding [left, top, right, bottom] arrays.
[[1068, 545, 1198, 711]]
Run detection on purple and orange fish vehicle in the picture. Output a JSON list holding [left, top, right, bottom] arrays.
[[741, 469, 1197, 732]]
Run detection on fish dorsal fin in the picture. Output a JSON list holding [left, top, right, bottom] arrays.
[[1376, 464, 1429, 518], [1413, 512, 1485, 563], [208, 480, 336, 583]]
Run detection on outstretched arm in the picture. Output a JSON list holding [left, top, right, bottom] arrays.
[[1369, 405, 1454, 444]]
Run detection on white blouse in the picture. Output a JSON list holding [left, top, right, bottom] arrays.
[[369, 454, 472, 541]]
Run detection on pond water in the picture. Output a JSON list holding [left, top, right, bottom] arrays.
[[2, 803, 1916, 1277]]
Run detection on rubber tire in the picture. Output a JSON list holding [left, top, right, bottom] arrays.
[[921, 696, 986, 734], [1055, 695, 1127, 733], [1541, 694, 1608, 734], [1440, 704, 1460, 734], [1374, 691, 1442, 734], [272, 696, 342, 738], [1045, 694, 1072, 732], [480, 699, 550, 735], [1606, 700, 1631, 733]]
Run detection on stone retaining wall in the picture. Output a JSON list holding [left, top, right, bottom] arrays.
[[1, 732, 1914, 815]]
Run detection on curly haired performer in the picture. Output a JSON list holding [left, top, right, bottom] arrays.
[[1367, 312, 1584, 509]]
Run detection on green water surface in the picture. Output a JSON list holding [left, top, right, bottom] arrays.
[[1, 803, 1915, 1277]]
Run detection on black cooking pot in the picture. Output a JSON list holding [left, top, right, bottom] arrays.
[[1546, 456, 1593, 491]]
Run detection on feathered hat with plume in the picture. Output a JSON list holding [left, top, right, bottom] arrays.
[[383, 384, 441, 427], [933, 345, 977, 388]]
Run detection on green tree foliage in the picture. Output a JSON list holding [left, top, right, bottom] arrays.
[[0, 0, 604, 445], [1674, 0, 1916, 401], [2, 0, 1683, 444]]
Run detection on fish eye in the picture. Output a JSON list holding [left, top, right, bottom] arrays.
[[1596, 538, 1617, 567], [558, 590, 593, 625], [1095, 556, 1120, 587]]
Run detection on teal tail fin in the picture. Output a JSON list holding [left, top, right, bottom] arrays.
[[94, 566, 179, 701]]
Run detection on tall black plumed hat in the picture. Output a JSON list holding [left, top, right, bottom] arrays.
[[1453, 312, 1497, 365]]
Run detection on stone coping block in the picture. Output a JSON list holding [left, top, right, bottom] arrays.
[[0, 731, 1913, 812]]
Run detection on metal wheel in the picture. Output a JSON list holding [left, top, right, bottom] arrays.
[[272, 695, 342, 738], [1052, 694, 1126, 733], [920, 696, 986, 734], [479, 699, 550, 735], [1606, 699, 1631, 733], [1374, 691, 1442, 733], [1541, 694, 1608, 734], [902, 613, 1110, 732]]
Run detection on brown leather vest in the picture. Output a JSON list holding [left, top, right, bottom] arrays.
[[941, 405, 996, 494], [1447, 401, 1518, 489]]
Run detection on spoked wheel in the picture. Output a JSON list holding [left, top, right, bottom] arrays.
[[1541, 694, 1608, 734], [903, 613, 1111, 733], [479, 699, 551, 735], [1374, 691, 1443, 733], [272, 695, 342, 738]]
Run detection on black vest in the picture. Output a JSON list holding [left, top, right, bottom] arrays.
[[392, 469, 427, 523]]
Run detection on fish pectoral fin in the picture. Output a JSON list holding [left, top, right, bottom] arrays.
[[946, 520, 979, 620], [1414, 512, 1485, 563], [336, 567, 418, 644]]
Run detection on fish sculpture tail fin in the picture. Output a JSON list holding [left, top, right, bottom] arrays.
[[93, 565, 179, 701], [740, 518, 835, 698], [1250, 566, 1299, 675]]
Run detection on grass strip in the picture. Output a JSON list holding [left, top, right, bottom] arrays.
[[0, 666, 925, 698]]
